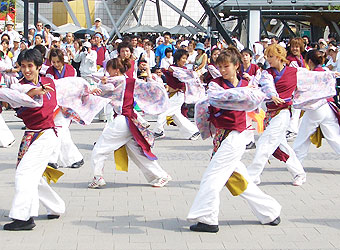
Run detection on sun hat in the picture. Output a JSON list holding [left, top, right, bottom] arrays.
[[195, 43, 205, 51]]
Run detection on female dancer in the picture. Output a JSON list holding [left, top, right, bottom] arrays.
[[286, 37, 306, 139], [88, 58, 171, 188], [247, 44, 306, 186], [153, 49, 200, 140], [293, 49, 340, 162], [187, 48, 281, 233], [45, 48, 84, 169]]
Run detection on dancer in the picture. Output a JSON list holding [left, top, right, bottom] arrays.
[[88, 58, 171, 188], [286, 38, 306, 139], [187, 48, 281, 233], [3, 49, 65, 231], [239, 48, 261, 150], [45, 48, 84, 169], [247, 44, 306, 186], [153, 49, 200, 140], [293, 49, 340, 162]]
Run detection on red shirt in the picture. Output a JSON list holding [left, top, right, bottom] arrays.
[[92, 45, 106, 67], [46, 64, 76, 79], [162, 65, 186, 91], [209, 77, 248, 132], [238, 63, 259, 81], [16, 77, 57, 130], [287, 54, 306, 68], [125, 59, 135, 79], [266, 66, 297, 110]]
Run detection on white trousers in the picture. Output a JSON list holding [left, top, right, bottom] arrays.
[[0, 113, 15, 147], [153, 92, 199, 139], [287, 107, 301, 133], [294, 103, 340, 162], [244, 114, 255, 145], [50, 112, 83, 167], [9, 129, 65, 221], [91, 115, 169, 182], [187, 131, 281, 225], [247, 110, 305, 182]]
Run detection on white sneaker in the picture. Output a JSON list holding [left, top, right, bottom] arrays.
[[189, 132, 200, 141], [253, 177, 261, 185], [151, 175, 172, 187], [292, 174, 306, 186], [88, 176, 106, 189]]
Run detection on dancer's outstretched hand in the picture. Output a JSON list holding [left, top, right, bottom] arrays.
[[271, 96, 285, 105]]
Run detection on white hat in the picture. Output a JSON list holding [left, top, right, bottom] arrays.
[[115, 39, 122, 43], [180, 40, 189, 47], [6, 21, 14, 26], [28, 25, 36, 30], [261, 38, 270, 43], [52, 37, 60, 42], [279, 41, 286, 48], [13, 37, 20, 43], [83, 41, 92, 48], [94, 17, 102, 22]]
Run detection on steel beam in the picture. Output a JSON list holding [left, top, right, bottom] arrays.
[[261, 17, 269, 37], [126, 0, 140, 22], [177, 0, 188, 25], [17, 0, 58, 30], [160, 0, 206, 32], [83, 0, 92, 28], [62, 0, 81, 27], [281, 19, 297, 37], [109, 0, 139, 39], [155, 0, 163, 26], [34, 0, 39, 25], [24, 0, 29, 39], [101, 0, 122, 38], [137, 0, 147, 26], [331, 21, 340, 38]]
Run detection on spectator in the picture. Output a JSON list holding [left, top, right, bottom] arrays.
[[91, 18, 109, 42], [91, 32, 109, 68], [155, 32, 173, 66], [73, 41, 97, 86], [160, 47, 173, 70], [186, 40, 197, 70], [141, 41, 156, 68], [194, 42, 207, 76], [2, 21, 20, 47]]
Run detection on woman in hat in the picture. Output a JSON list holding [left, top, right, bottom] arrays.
[[194, 42, 207, 77]]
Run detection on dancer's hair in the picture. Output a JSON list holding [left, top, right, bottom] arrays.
[[264, 44, 289, 64], [106, 58, 131, 74], [17, 48, 43, 67], [289, 37, 305, 53], [173, 49, 189, 65], [305, 49, 324, 66], [215, 46, 242, 69], [49, 48, 65, 64]]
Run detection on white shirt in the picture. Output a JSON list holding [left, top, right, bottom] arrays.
[[160, 56, 173, 70], [10, 48, 21, 67], [142, 50, 156, 68], [186, 51, 198, 70], [110, 50, 119, 59], [133, 46, 145, 60], [3, 29, 20, 47], [74, 49, 97, 76]]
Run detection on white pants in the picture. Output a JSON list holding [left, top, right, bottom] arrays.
[[247, 110, 305, 182], [91, 115, 169, 182], [153, 92, 199, 139], [9, 129, 65, 221], [244, 114, 255, 145], [50, 112, 83, 167], [287, 107, 301, 133], [187, 131, 281, 225], [294, 103, 340, 162], [0, 113, 15, 147]]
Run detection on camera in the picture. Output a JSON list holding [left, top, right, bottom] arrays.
[[81, 46, 88, 53]]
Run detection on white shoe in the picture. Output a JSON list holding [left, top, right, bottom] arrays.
[[253, 177, 261, 185], [189, 132, 200, 141], [151, 175, 172, 187], [292, 174, 306, 186], [88, 176, 106, 189]]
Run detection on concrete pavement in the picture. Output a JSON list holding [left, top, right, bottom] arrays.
[[1, 110, 340, 250]]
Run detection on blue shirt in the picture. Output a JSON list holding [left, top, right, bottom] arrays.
[[155, 44, 173, 66]]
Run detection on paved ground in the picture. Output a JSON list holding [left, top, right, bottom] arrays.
[[1, 110, 340, 250]]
